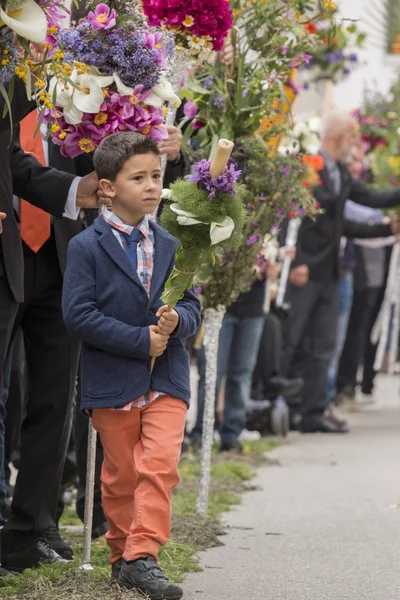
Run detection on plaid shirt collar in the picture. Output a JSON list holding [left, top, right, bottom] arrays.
[[103, 210, 151, 240]]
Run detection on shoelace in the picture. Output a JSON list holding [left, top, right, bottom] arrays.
[[37, 537, 58, 553]]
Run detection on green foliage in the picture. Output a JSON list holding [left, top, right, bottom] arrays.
[[198, 137, 317, 310]]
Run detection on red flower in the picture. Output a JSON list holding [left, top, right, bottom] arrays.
[[305, 22, 317, 35], [288, 211, 296, 219]]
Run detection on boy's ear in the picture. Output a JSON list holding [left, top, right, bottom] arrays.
[[99, 179, 116, 198]]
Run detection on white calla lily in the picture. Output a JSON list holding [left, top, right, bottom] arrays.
[[170, 204, 234, 246], [63, 103, 84, 125], [113, 72, 134, 96], [0, 0, 48, 43], [162, 188, 173, 200], [144, 75, 181, 109], [49, 75, 75, 108], [73, 74, 108, 114]]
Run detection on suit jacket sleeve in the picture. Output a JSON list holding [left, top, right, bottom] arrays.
[[349, 179, 400, 209], [0, 78, 36, 135], [62, 236, 151, 360], [11, 134, 75, 217], [343, 220, 392, 239]]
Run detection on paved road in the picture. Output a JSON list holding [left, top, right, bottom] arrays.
[[184, 375, 400, 600]]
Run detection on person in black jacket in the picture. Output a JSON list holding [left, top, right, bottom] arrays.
[[0, 76, 101, 574], [281, 111, 400, 434]]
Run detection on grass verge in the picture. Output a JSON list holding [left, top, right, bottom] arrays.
[[0, 437, 280, 599]]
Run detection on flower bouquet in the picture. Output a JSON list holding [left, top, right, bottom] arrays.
[[142, 0, 232, 62], [42, 1, 180, 157], [0, 0, 68, 106]]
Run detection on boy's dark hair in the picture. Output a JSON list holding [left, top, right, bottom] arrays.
[[93, 133, 161, 181]]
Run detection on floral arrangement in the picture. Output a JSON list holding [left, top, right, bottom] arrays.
[[352, 90, 398, 155], [159, 141, 246, 308], [181, 0, 318, 161], [43, 1, 178, 157], [0, 0, 68, 93], [301, 12, 365, 85], [195, 138, 321, 310], [142, 0, 232, 62]]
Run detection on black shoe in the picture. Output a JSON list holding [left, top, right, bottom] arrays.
[[0, 566, 16, 577], [41, 525, 74, 560], [92, 521, 109, 540], [325, 406, 347, 428], [118, 556, 183, 600], [1, 537, 69, 573], [301, 416, 349, 434], [219, 440, 243, 453], [111, 558, 124, 581], [264, 376, 304, 399]]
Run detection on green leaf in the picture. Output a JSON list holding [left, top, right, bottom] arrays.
[[0, 82, 13, 145], [187, 82, 212, 96], [33, 108, 46, 139], [25, 65, 32, 101]]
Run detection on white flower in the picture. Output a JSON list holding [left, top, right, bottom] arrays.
[[73, 73, 114, 113], [292, 121, 309, 138], [112, 72, 134, 97], [278, 136, 300, 155], [0, 0, 47, 43], [397, 127, 400, 136], [169, 204, 235, 245], [302, 132, 321, 155], [144, 75, 181, 109], [308, 116, 322, 134]]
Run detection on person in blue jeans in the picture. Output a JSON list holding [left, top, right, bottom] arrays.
[[191, 278, 267, 452]]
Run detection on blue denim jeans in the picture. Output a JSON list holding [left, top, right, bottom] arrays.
[[326, 273, 354, 405], [191, 313, 265, 446]]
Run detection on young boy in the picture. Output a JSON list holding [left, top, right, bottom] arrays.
[[62, 133, 201, 600]]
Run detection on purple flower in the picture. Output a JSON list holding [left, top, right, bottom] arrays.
[[203, 76, 215, 90], [259, 193, 266, 202], [349, 53, 358, 63], [87, 3, 117, 29], [186, 160, 241, 200], [281, 46, 289, 55], [343, 68, 350, 76], [184, 100, 199, 119], [271, 224, 280, 236], [195, 286, 203, 295], [283, 165, 289, 177], [247, 203, 256, 211], [303, 53, 313, 64], [276, 208, 285, 217], [247, 233, 262, 246], [213, 93, 226, 110]]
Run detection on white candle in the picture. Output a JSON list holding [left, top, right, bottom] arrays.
[[209, 139, 234, 178]]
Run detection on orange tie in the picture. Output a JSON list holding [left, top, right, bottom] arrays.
[[19, 111, 51, 253]]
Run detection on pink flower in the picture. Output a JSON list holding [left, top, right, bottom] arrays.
[[192, 119, 205, 130], [184, 100, 198, 119], [87, 3, 117, 30]]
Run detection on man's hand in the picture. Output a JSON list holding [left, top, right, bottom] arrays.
[[159, 126, 182, 162], [149, 325, 170, 357], [0, 212, 6, 234], [266, 262, 279, 281], [220, 35, 235, 66], [76, 172, 111, 209], [156, 305, 180, 336], [289, 265, 309, 287], [279, 245, 296, 261]]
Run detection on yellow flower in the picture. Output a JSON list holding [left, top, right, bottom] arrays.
[[183, 14, 194, 27], [51, 124, 60, 133], [58, 132, 67, 140], [324, 0, 336, 10], [79, 139, 96, 153], [94, 112, 108, 125]]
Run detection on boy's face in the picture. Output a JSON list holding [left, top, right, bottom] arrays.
[[100, 153, 162, 223]]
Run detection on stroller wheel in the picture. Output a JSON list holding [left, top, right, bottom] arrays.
[[270, 397, 289, 437]]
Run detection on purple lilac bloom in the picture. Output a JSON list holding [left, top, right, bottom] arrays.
[[0, 35, 18, 85], [203, 76, 215, 90], [213, 94, 226, 110], [186, 160, 241, 200], [247, 233, 262, 246]]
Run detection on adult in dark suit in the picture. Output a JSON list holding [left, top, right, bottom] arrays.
[[281, 112, 400, 434], [0, 77, 101, 574]]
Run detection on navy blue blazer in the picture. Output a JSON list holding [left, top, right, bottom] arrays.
[[62, 216, 201, 410]]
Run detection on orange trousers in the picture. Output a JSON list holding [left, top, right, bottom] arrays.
[[92, 395, 186, 564]]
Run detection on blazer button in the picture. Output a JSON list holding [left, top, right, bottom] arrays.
[[149, 308, 156, 316]]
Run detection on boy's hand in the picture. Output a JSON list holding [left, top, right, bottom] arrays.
[[0, 212, 6, 234], [149, 325, 169, 357], [156, 305, 179, 335]]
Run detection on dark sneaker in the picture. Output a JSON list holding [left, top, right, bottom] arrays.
[[118, 555, 183, 600], [111, 558, 124, 581], [92, 521, 109, 540], [41, 525, 74, 560], [2, 537, 69, 573], [219, 440, 243, 454]]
